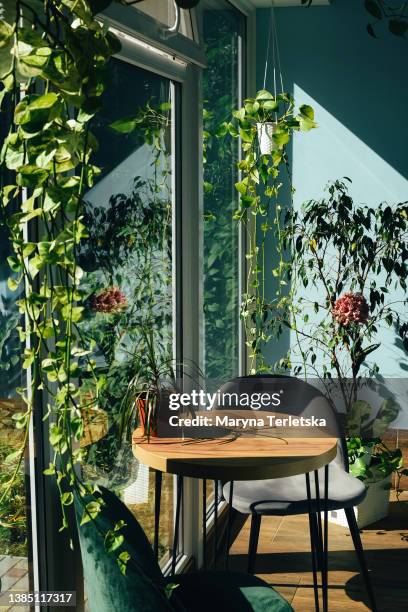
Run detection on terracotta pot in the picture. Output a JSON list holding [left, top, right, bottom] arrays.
[[136, 396, 158, 438]]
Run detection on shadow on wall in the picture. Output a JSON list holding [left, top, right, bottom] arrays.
[[257, 0, 408, 180]]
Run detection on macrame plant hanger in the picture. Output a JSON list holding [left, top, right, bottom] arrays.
[[257, 1, 285, 155]]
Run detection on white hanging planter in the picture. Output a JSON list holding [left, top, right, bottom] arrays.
[[257, 121, 278, 155], [328, 475, 392, 529]]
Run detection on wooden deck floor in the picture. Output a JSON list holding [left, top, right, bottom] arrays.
[[228, 492, 408, 612]]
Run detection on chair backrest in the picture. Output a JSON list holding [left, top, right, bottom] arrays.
[[75, 486, 179, 612], [215, 375, 348, 470]]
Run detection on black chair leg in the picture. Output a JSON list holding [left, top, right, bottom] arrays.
[[345, 507, 377, 612], [310, 512, 324, 572], [248, 513, 261, 574]]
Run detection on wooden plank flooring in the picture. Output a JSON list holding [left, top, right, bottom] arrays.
[[228, 491, 408, 611]]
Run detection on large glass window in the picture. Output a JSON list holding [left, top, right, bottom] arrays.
[[200, 0, 245, 381], [78, 57, 176, 564]]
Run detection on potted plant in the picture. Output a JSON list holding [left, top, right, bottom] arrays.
[[330, 399, 407, 527], [119, 326, 201, 441], [231, 89, 317, 156], [337, 435, 406, 527], [119, 327, 168, 441], [225, 90, 317, 373], [275, 179, 408, 525]]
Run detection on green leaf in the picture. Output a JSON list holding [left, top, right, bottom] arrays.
[[15, 93, 60, 135], [298, 116, 317, 132], [7, 255, 21, 272], [17, 164, 48, 187], [272, 129, 290, 147], [43, 463, 56, 475], [109, 117, 137, 133], [239, 128, 253, 143], [7, 276, 21, 291], [27, 92, 59, 113], [364, 0, 382, 20], [235, 181, 248, 195], [232, 107, 245, 122], [299, 104, 315, 120], [4, 449, 23, 464], [388, 19, 408, 37], [117, 551, 131, 575], [105, 530, 124, 553], [0, 19, 14, 49], [367, 23, 378, 38], [61, 492, 74, 506], [256, 89, 274, 100], [164, 583, 179, 599], [80, 500, 103, 525], [262, 100, 279, 111]]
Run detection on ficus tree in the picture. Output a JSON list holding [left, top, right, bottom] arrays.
[[276, 179, 408, 393]]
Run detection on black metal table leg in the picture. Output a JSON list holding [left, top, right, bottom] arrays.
[[214, 480, 218, 569], [314, 470, 323, 570], [154, 470, 162, 560], [225, 481, 234, 569], [171, 475, 183, 575], [306, 473, 320, 612], [202, 479, 207, 570], [322, 464, 329, 612]]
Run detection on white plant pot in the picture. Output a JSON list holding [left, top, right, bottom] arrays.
[[256, 122, 278, 155], [328, 474, 391, 529]]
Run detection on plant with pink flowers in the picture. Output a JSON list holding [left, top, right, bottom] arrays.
[[90, 287, 128, 314], [271, 179, 408, 414], [332, 292, 369, 327]]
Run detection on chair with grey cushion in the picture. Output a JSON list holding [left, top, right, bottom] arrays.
[[219, 375, 377, 612]]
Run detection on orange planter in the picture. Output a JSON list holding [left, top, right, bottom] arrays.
[[136, 396, 158, 438]]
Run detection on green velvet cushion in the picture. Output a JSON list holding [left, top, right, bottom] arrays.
[[75, 487, 177, 612], [76, 487, 292, 612], [167, 571, 293, 612]]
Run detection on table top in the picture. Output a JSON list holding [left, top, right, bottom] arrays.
[[132, 427, 338, 481]]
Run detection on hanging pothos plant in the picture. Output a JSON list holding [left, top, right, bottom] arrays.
[[0, 0, 178, 592], [226, 89, 317, 372]]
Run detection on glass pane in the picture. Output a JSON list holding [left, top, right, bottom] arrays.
[[134, 0, 194, 40], [79, 57, 175, 564], [0, 108, 32, 597], [200, 1, 244, 380]]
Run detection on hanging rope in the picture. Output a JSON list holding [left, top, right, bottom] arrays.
[[262, 0, 284, 95]]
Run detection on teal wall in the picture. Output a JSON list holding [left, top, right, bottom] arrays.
[[256, 0, 408, 379]]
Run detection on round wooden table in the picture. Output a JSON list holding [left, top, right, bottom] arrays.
[[132, 428, 337, 480], [132, 429, 337, 612]]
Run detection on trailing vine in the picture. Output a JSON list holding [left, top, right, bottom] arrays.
[[0, 0, 175, 582], [228, 89, 317, 373]]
